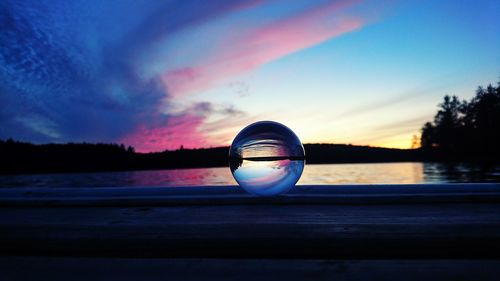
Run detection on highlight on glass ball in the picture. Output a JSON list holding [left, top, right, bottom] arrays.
[[229, 121, 305, 196]]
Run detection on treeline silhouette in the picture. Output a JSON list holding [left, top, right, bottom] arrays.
[[420, 79, 500, 161], [0, 139, 420, 174]]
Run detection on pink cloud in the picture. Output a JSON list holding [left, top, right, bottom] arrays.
[[121, 114, 208, 152], [162, 0, 365, 96], [129, 0, 371, 152]]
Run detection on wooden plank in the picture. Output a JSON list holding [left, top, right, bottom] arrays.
[[3, 183, 500, 197], [1, 257, 500, 281], [1, 203, 500, 258], [1, 184, 500, 259], [1, 183, 500, 206]]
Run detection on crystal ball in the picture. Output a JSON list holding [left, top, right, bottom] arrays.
[[229, 121, 305, 196]]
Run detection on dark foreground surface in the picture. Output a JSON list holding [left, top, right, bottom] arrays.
[[2, 257, 500, 281], [1, 184, 500, 280]]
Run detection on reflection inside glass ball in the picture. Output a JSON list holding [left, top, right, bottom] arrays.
[[229, 121, 305, 196]]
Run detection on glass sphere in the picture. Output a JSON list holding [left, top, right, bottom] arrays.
[[229, 121, 305, 196]]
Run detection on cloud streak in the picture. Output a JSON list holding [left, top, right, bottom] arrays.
[[162, 0, 366, 96]]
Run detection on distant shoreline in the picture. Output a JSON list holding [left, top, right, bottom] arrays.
[[1, 139, 498, 175]]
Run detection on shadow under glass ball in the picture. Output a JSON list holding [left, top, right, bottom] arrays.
[[229, 121, 305, 196]]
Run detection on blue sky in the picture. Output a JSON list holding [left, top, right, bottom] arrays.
[[1, 0, 498, 151]]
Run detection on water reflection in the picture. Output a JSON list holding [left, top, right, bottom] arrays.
[[0, 168, 234, 188], [0, 162, 498, 188], [298, 162, 425, 184], [423, 162, 500, 183]]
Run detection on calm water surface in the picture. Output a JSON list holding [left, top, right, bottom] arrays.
[[1, 162, 499, 188]]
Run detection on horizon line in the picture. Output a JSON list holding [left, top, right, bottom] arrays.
[[0, 138, 418, 153]]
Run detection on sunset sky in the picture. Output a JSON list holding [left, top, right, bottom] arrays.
[[1, 0, 499, 152]]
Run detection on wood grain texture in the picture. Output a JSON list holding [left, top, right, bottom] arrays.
[[2, 183, 500, 206], [1, 184, 500, 258], [2, 257, 500, 281]]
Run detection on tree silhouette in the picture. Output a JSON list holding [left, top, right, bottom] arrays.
[[411, 134, 420, 149], [420, 122, 435, 148], [420, 79, 500, 160]]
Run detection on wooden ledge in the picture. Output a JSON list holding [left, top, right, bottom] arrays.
[[1, 183, 500, 206], [1, 184, 500, 259]]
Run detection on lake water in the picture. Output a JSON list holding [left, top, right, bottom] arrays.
[[1, 162, 499, 188]]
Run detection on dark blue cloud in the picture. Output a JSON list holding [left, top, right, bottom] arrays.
[[0, 0, 255, 143]]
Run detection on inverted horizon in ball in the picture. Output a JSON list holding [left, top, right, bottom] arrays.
[[229, 121, 305, 196]]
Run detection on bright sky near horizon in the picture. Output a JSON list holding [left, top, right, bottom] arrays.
[[1, 0, 499, 152]]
